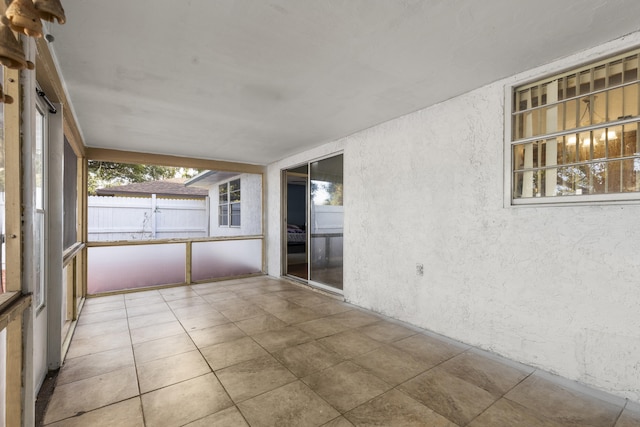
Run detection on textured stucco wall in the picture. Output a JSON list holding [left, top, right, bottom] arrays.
[[266, 33, 640, 402], [209, 173, 262, 237]]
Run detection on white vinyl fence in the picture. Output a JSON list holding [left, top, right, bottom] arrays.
[[88, 195, 209, 241]]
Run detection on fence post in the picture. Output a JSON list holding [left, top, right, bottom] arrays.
[[151, 194, 157, 238]]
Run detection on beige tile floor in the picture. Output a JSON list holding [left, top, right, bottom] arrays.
[[43, 276, 640, 427]]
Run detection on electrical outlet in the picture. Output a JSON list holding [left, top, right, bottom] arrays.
[[416, 263, 424, 276]]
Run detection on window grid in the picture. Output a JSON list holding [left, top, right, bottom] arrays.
[[218, 179, 241, 227], [511, 48, 640, 200]]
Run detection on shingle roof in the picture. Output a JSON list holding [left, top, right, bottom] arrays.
[[96, 178, 208, 198]]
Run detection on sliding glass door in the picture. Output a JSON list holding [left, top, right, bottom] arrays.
[[283, 154, 343, 292]]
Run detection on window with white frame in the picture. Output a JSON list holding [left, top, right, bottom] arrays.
[[511, 48, 640, 203], [218, 178, 240, 227]]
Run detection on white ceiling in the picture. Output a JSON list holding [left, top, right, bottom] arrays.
[[49, 0, 640, 165]]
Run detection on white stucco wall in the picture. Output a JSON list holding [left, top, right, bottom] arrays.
[[266, 33, 640, 402], [209, 173, 262, 237]]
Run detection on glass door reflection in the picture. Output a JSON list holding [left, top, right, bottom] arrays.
[[309, 155, 343, 290], [285, 168, 308, 280]]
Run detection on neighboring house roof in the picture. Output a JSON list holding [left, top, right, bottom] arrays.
[[96, 178, 209, 198]]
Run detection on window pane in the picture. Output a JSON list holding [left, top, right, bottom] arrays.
[[622, 158, 640, 192], [513, 172, 524, 198], [35, 108, 45, 210], [219, 205, 228, 226], [556, 166, 590, 195], [513, 113, 524, 140], [63, 139, 78, 249], [556, 138, 564, 165], [230, 191, 240, 203], [536, 169, 546, 196], [577, 164, 592, 195], [513, 144, 526, 170], [591, 94, 606, 125], [229, 179, 240, 193], [230, 203, 240, 226], [592, 131, 607, 160], [623, 56, 638, 82], [590, 162, 607, 194], [624, 84, 638, 118], [530, 86, 540, 108], [608, 160, 622, 193], [564, 99, 577, 130], [609, 61, 623, 85], [565, 75, 577, 98], [529, 110, 540, 137], [623, 124, 639, 156], [578, 131, 592, 161], [564, 134, 578, 163], [35, 213, 45, 308], [539, 106, 548, 133], [578, 70, 591, 95], [219, 183, 228, 203], [594, 65, 606, 90], [554, 103, 565, 132], [515, 89, 529, 112], [605, 126, 623, 158], [557, 167, 575, 196], [608, 87, 624, 122], [535, 141, 546, 168]]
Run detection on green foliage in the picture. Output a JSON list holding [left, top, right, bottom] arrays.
[[88, 161, 200, 195]]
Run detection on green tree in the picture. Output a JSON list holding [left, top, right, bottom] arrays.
[[88, 161, 200, 195]]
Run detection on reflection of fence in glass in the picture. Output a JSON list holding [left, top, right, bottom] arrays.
[[192, 239, 262, 282], [88, 244, 186, 294], [310, 234, 343, 267]]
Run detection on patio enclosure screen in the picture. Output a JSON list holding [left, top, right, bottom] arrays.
[[87, 171, 263, 294]]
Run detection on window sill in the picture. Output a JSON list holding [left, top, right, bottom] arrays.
[[511, 193, 640, 207]]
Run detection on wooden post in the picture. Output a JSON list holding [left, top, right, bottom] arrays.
[[4, 67, 21, 292], [185, 241, 192, 285]]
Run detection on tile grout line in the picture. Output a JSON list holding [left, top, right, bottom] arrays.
[[375, 347, 472, 426], [461, 370, 537, 426], [187, 281, 353, 425], [125, 292, 149, 427], [169, 283, 256, 426], [59, 277, 634, 426], [610, 399, 628, 427], [44, 296, 136, 426], [128, 284, 248, 425]]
